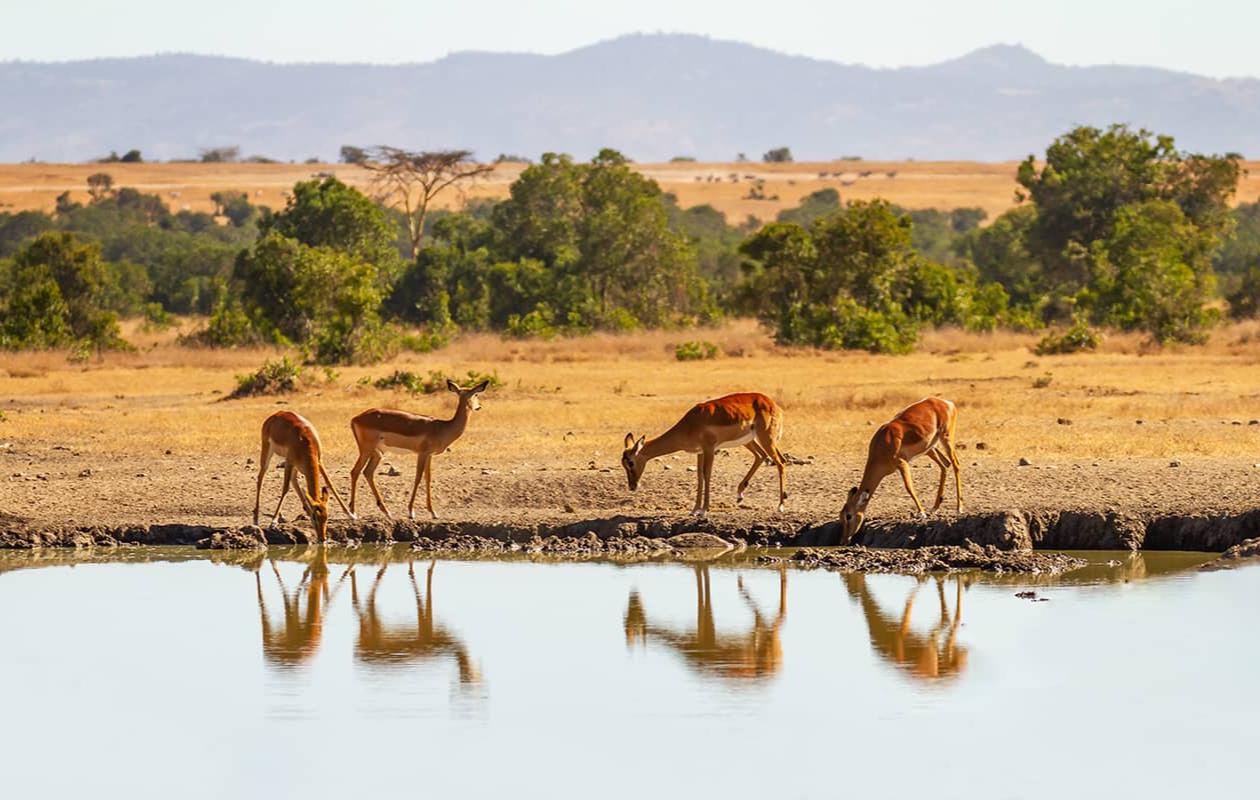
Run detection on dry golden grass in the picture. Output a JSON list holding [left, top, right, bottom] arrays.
[[3, 318, 1260, 468], [4, 160, 1259, 223]]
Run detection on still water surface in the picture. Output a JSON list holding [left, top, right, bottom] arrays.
[[1, 547, 1256, 799]]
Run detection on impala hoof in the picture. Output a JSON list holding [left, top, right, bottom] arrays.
[[916, 511, 929, 520], [430, 511, 440, 520], [777, 503, 786, 513]]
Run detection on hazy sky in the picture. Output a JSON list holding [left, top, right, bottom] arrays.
[[4, 0, 1258, 78]]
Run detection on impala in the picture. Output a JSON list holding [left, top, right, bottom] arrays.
[[840, 396, 961, 542], [349, 379, 490, 520], [621, 392, 787, 516], [253, 411, 352, 543]]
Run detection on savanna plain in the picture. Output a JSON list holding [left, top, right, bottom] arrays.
[[4, 318, 1260, 530]]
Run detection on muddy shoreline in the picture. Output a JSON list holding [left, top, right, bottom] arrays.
[[3, 507, 1257, 555]]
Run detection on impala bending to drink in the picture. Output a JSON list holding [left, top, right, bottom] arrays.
[[253, 411, 352, 543], [349, 379, 490, 520], [840, 396, 961, 542], [621, 392, 787, 516]]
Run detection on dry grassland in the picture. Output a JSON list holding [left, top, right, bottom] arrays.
[[3, 320, 1260, 528], [3, 160, 1259, 223]]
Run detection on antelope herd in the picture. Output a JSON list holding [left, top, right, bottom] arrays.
[[255, 383, 963, 545]]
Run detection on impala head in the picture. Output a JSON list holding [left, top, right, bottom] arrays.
[[842, 487, 871, 543], [300, 485, 331, 543], [621, 433, 647, 491], [448, 379, 491, 411]]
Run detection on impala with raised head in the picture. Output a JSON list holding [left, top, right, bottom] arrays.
[[622, 392, 787, 516], [253, 411, 352, 543], [841, 397, 961, 542], [349, 379, 489, 520]]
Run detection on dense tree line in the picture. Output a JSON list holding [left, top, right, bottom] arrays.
[[2, 126, 1258, 360]]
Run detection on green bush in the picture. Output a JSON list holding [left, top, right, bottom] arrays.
[[373, 368, 501, 394], [674, 340, 718, 361], [229, 357, 305, 399], [1035, 319, 1102, 355], [398, 329, 451, 353], [140, 301, 175, 331]]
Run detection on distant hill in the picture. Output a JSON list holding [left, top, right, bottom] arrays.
[[3, 34, 1259, 163]]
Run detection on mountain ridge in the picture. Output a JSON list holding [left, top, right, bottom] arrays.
[[2, 33, 1257, 162]]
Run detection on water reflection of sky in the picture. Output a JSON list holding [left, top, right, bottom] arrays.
[[0, 549, 1255, 799]]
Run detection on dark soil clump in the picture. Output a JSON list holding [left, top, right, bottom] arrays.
[[759, 542, 1087, 575], [1200, 537, 1260, 571]]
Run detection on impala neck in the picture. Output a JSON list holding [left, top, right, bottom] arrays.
[[443, 396, 474, 442], [638, 429, 688, 465]]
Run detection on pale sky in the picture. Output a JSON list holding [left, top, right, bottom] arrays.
[[3, 0, 1258, 78]]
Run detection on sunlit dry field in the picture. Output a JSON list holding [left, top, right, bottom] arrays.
[[4, 160, 1259, 222], [3, 320, 1260, 528]]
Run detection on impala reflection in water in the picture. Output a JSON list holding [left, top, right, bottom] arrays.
[[2, 547, 1254, 798], [350, 558, 481, 684], [623, 564, 788, 680], [843, 573, 970, 682], [256, 547, 342, 667]]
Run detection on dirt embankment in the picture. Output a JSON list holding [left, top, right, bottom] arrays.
[[3, 506, 1257, 557]]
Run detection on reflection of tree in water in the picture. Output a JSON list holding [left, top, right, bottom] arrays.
[[624, 565, 787, 681], [256, 547, 346, 667], [843, 574, 969, 682], [351, 559, 480, 685]]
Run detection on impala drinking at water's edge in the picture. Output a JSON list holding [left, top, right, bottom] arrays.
[[621, 392, 788, 517]]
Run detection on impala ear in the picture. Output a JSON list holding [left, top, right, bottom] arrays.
[[321, 486, 330, 502], [859, 490, 870, 504], [847, 487, 857, 500], [635, 435, 646, 451], [446, 379, 460, 393], [472, 379, 490, 394], [624, 433, 635, 450]]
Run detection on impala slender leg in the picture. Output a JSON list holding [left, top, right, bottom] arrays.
[[926, 448, 950, 512], [896, 458, 928, 518], [737, 443, 765, 505], [253, 439, 272, 526], [692, 452, 705, 515], [348, 453, 365, 516], [943, 440, 963, 512], [407, 453, 429, 520], [364, 453, 391, 518], [423, 456, 437, 519], [700, 446, 716, 513], [269, 463, 295, 527], [754, 426, 787, 512]]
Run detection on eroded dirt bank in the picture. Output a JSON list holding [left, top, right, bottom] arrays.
[[2, 507, 1257, 555]]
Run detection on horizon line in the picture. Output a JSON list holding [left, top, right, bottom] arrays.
[[2, 32, 1251, 81]]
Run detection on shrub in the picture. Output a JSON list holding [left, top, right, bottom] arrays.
[[373, 368, 501, 394], [675, 340, 718, 361], [398, 329, 451, 353], [140, 301, 175, 332], [1035, 319, 1101, 355], [229, 357, 305, 399]]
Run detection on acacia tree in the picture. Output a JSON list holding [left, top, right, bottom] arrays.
[[87, 172, 114, 203], [362, 147, 494, 258]]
